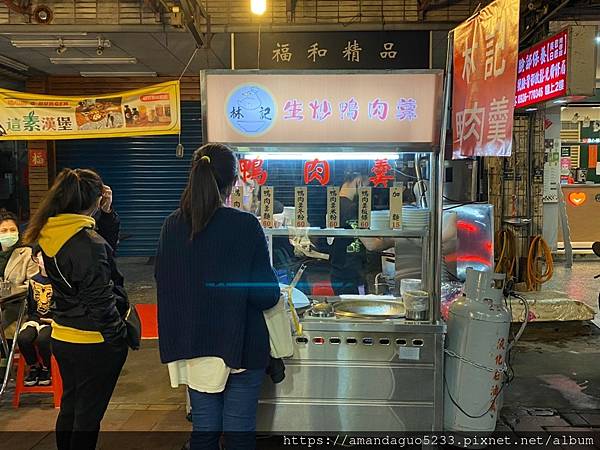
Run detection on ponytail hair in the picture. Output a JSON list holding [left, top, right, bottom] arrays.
[[22, 168, 103, 245], [180, 143, 238, 238]]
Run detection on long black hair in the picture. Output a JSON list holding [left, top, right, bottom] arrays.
[[23, 168, 103, 244], [180, 143, 238, 238]]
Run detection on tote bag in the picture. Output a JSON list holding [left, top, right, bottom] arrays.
[[263, 297, 294, 358]]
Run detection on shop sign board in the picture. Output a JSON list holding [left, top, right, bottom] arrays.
[[203, 72, 443, 145], [294, 187, 308, 227], [390, 186, 403, 229], [543, 139, 561, 203], [326, 187, 340, 229], [452, 0, 520, 158], [516, 30, 568, 109], [0, 81, 180, 140], [233, 31, 430, 70]]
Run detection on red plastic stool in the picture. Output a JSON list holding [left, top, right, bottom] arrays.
[[13, 353, 62, 408], [311, 280, 335, 296]]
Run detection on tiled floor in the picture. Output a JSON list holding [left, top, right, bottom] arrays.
[[0, 259, 598, 448]]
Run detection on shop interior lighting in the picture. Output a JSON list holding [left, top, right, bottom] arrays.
[[241, 152, 401, 161], [0, 32, 88, 36], [80, 71, 157, 77], [553, 99, 567, 104], [50, 57, 137, 65], [11, 38, 111, 48], [250, 0, 267, 15], [525, 108, 537, 112], [0, 55, 28, 72], [595, 35, 600, 44]]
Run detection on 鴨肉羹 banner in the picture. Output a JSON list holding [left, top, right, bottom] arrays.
[[452, 0, 520, 159], [0, 81, 180, 140]]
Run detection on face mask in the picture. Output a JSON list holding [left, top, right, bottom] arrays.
[[0, 232, 19, 249]]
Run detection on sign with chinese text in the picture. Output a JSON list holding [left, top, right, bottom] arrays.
[[516, 30, 568, 109], [326, 187, 340, 229], [543, 139, 560, 203], [304, 159, 330, 186], [233, 31, 430, 70], [390, 186, 403, 229], [370, 159, 395, 187], [205, 72, 443, 145], [452, 0, 520, 158], [231, 185, 243, 209], [239, 158, 268, 185], [29, 148, 47, 168], [0, 81, 180, 141], [261, 186, 275, 228], [358, 187, 372, 229], [294, 187, 308, 227]]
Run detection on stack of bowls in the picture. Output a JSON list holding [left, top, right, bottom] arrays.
[[402, 206, 429, 231], [370, 210, 390, 230]]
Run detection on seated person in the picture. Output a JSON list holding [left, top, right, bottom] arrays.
[[16, 250, 53, 386]]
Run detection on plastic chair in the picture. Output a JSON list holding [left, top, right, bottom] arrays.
[[13, 352, 62, 408]]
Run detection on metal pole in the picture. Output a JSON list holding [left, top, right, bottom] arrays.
[[428, 31, 453, 323]]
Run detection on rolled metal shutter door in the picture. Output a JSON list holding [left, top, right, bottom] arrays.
[[56, 102, 202, 256]]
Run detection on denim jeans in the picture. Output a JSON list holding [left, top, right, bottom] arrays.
[[188, 368, 266, 450]]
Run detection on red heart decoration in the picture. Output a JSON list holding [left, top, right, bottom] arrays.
[[568, 192, 586, 206]]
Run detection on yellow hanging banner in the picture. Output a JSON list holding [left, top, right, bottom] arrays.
[[0, 80, 180, 140]]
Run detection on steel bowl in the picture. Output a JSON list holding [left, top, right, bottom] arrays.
[[334, 300, 405, 319]]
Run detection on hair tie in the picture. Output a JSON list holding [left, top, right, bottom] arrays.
[[200, 155, 211, 164]]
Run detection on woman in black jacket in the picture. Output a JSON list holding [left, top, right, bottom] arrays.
[[23, 168, 128, 450], [156, 144, 280, 450]]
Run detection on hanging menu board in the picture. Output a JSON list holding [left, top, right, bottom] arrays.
[[327, 187, 340, 228], [294, 187, 308, 227], [231, 185, 243, 209], [390, 185, 403, 229], [358, 187, 372, 229], [261, 186, 274, 228]]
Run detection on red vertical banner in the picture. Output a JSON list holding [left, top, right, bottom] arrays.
[[452, 0, 520, 159]]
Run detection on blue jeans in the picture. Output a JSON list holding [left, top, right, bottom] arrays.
[[189, 368, 265, 450]]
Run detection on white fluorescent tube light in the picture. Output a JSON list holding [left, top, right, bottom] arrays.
[[0, 55, 28, 71], [12, 38, 111, 48], [1, 32, 88, 36], [80, 71, 157, 77], [50, 57, 137, 65], [241, 152, 401, 161]]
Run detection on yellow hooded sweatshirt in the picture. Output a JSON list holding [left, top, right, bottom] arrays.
[[39, 214, 105, 344]]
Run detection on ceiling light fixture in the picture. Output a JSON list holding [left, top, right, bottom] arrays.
[[50, 57, 137, 65], [80, 71, 157, 77], [0, 32, 88, 36], [241, 152, 401, 161], [525, 108, 537, 112], [250, 0, 267, 15], [11, 38, 111, 48], [0, 55, 29, 72]]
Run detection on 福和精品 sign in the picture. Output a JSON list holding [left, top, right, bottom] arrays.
[[0, 81, 180, 140], [202, 71, 443, 146]]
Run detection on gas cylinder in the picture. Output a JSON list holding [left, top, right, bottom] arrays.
[[444, 268, 511, 433]]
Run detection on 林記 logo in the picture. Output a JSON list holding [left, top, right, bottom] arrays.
[[226, 84, 276, 136]]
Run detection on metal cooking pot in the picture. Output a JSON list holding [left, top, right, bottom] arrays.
[[334, 300, 405, 319]]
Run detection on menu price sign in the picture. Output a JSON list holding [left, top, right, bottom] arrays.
[[358, 187, 372, 229], [390, 185, 403, 229], [261, 186, 274, 228], [231, 185, 243, 209], [326, 187, 340, 228], [516, 29, 568, 109], [294, 187, 308, 227]]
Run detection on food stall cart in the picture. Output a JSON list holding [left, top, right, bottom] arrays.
[[201, 69, 447, 431]]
